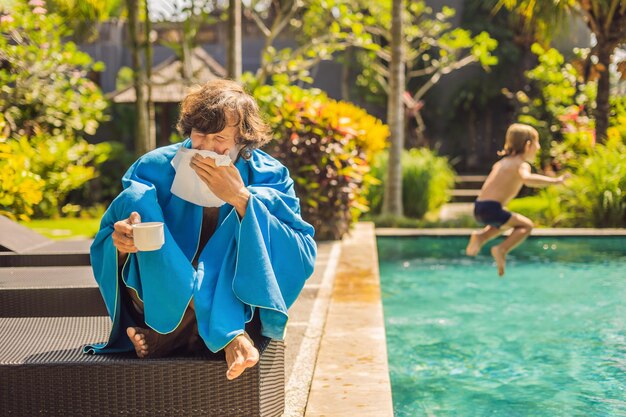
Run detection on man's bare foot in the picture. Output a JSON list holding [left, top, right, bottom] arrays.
[[490, 246, 506, 277], [465, 232, 482, 256], [224, 333, 259, 380], [127, 326, 168, 358]]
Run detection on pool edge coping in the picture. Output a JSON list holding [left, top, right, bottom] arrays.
[[304, 222, 394, 417], [376, 227, 626, 237]]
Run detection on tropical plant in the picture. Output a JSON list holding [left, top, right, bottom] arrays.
[[251, 81, 389, 240], [556, 136, 626, 227], [507, 190, 563, 227], [513, 43, 596, 167], [497, 0, 626, 142], [45, 0, 124, 42], [0, 1, 111, 219], [511, 123, 626, 228], [608, 95, 626, 142], [368, 148, 455, 219], [0, 138, 44, 221]]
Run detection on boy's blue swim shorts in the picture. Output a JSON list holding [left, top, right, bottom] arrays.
[[473, 200, 512, 228]]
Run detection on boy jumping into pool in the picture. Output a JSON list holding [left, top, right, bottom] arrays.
[[465, 123, 569, 276]]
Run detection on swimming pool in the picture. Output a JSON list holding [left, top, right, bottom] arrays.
[[378, 236, 626, 417]]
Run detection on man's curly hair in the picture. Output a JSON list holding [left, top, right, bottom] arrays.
[[177, 79, 272, 158]]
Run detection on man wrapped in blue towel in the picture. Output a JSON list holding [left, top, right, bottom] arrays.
[[85, 79, 317, 380]]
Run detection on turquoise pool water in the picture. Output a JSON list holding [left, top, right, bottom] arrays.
[[378, 236, 626, 417]]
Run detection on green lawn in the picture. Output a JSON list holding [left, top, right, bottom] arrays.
[[20, 218, 101, 240]]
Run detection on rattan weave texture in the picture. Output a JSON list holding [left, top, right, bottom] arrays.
[[0, 266, 106, 317], [0, 266, 96, 288], [0, 252, 91, 268], [0, 288, 107, 317], [0, 317, 285, 416]]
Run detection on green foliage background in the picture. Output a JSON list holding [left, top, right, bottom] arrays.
[[249, 76, 389, 240], [0, 1, 111, 220], [367, 148, 456, 219]]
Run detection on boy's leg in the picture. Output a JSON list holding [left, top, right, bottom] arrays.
[[491, 213, 533, 276], [466, 225, 501, 256]]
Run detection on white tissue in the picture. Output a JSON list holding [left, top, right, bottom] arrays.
[[170, 147, 232, 207]]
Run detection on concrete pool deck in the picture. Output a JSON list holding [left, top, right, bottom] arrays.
[[284, 223, 394, 417]]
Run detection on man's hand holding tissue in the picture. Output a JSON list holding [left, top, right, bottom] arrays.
[[190, 152, 250, 218]]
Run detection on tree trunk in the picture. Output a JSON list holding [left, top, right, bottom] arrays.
[[382, 0, 405, 217], [594, 44, 612, 143], [127, 0, 149, 156], [144, 0, 156, 151], [227, 0, 242, 81]]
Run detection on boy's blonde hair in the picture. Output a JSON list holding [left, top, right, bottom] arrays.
[[498, 123, 539, 157]]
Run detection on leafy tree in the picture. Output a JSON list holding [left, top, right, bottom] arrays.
[[283, 1, 496, 214], [513, 43, 596, 167], [497, 0, 626, 142], [441, 0, 545, 170], [45, 0, 124, 42], [243, 0, 377, 87], [47, 0, 156, 155], [353, 1, 498, 145], [156, 0, 219, 81], [0, 0, 110, 218]]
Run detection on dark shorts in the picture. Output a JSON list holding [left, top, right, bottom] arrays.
[[474, 200, 512, 228]]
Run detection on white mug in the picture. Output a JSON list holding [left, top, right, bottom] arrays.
[[132, 222, 165, 251]]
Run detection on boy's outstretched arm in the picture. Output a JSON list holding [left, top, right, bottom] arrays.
[[519, 162, 568, 188]]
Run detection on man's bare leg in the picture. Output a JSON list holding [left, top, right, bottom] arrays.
[[126, 303, 197, 358], [466, 225, 501, 256], [224, 333, 259, 380], [490, 213, 533, 276]]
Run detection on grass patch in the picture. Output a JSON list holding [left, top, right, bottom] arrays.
[[19, 218, 101, 240]]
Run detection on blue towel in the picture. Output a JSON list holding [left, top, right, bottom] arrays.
[[84, 139, 317, 354]]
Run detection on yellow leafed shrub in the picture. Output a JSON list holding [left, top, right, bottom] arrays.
[[0, 141, 44, 221]]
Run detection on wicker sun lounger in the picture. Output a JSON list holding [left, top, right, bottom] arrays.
[[0, 216, 286, 416], [0, 266, 105, 317], [0, 215, 91, 268], [0, 316, 285, 417]]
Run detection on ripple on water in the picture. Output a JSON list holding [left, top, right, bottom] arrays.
[[379, 236, 626, 417]]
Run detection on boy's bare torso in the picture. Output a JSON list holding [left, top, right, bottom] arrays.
[[478, 156, 527, 205]]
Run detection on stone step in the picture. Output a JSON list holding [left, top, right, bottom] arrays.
[[0, 316, 284, 416], [450, 189, 480, 203], [454, 175, 486, 190], [455, 175, 487, 183], [0, 266, 106, 317]]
